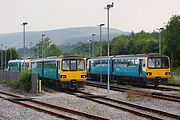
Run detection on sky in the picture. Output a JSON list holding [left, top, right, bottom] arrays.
[[0, 0, 180, 34]]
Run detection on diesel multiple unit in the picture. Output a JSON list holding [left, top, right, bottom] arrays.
[[87, 53, 171, 86], [8, 56, 87, 89]]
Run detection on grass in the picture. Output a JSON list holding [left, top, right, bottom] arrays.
[[89, 104, 100, 112], [168, 67, 180, 85], [7, 80, 21, 89], [0, 80, 10, 84], [171, 92, 180, 97], [127, 90, 152, 101], [3, 69, 32, 92]]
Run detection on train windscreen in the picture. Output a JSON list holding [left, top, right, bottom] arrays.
[[62, 59, 85, 71], [148, 57, 169, 69]]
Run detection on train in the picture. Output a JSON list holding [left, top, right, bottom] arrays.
[[8, 56, 87, 89], [8, 59, 31, 72], [87, 53, 171, 86]]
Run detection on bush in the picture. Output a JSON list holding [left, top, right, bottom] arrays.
[[168, 67, 180, 85], [20, 69, 32, 92], [7, 80, 21, 89]]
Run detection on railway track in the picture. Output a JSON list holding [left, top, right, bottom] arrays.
[[146, 85, 180, 92], [0, 90, 108, 120], [64, 90, 180, 120], [85, 81, 180, 103]]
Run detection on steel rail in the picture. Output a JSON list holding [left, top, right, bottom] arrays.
[[146, 86, 180, 92], [70, 93, 163, 120], [0, 95, 75, 120], [0, 90, 108, 120], [76, 90, 180, 119], [85, 81, 180, 103]]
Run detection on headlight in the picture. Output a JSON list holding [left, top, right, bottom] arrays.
[[81, 75, 86, 78], [165, 72, 170, 75], [146, 72, 152, 75], [61, 75, 66, 78]]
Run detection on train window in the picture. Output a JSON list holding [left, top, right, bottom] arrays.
[[62, 59, 85, 71], [77, 59, 85, 70], [93, 60, 97, 66], [8, 63, 18, 69], [37, 62, 42, 68], [102, 60, 108, 66], [114, 59, 127, 67], [148, 57, 169, 69], [21, 62, 29, 69], [155, 59, 161, 68], [31, 62, 37, 69], [70, 60, 77, 71], [44, 61, 56, 69], [161, 57, 169, 68], [135, 60, 139, 64], [148, 58, 155, 68], [128, 59, 136, 67], [62, 60, 70, 70]]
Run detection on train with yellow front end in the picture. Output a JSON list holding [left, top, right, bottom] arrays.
[[59, 56, 87, 88], [87, 53, 171, 86], [8, 56, 87, 89], [30, 56, 87, 89]]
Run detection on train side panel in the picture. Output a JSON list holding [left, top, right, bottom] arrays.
[[31, 61, 43, 78], [113, 59, 140, 77], [43, 60, 60, 80], [8, 60, 21, 72], [89, 59, 112, 75], [112, 57, 147, 85]]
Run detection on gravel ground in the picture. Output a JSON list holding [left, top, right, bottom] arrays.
[[0, 98, 61, 120], [84, 86, 180, 116], [0, 83, 179, 120], [35, 91, 146, 120]]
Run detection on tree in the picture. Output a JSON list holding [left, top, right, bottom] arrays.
[[111, 36, 128, 55], [34, 37, 63, 57], [34, 37, 51, 58], [47, 44, 62, 56], [129, 31, 158, 54], [163, 15, 180, 67], [0, 48, 19, 69], [43, 37, 51, 57]]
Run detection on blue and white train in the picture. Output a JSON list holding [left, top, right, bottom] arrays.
[[87, 53, 171, 86]]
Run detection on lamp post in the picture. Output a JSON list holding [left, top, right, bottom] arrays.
[[87, 39, 92, 58], [98, 23, 105, 83], [92, 34, 96, 58], [41, 33, 45, 58], [1, 44, 3, 70], [5, 46, 7, 69], [22, 22, 28, 68], [10, 48, 12, 60], [105, 2, 114, 95], [29, 42, 32, 57], [157, 28, 164, 54]]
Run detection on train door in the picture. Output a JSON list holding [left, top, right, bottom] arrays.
[[112, 59, 114, 73], [56, 60, 60, 79], [89, 61, 91, 72], [139, 59, 146, 77], [139, 59, 143, 77]]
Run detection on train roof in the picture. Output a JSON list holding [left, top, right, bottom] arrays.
[[114, 53, 167, 58], [8, 59, 31, 63], [62, 55, 85, 60], [88, 56, 114, 60], [8, 60, 21, 63], [31, 58, 60, 62], [46, 55, 85, 59]]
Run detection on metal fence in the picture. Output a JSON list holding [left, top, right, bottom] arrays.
[[0, 70, 38, 94]]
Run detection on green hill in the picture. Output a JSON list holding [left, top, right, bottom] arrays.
[[0, 27, 129, 49]]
